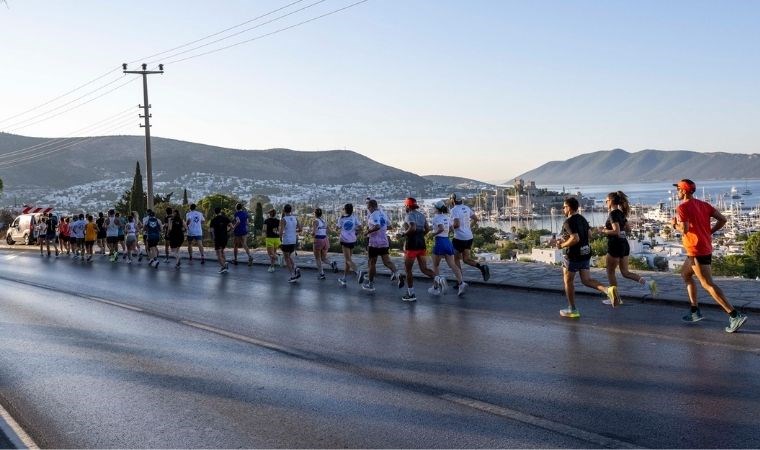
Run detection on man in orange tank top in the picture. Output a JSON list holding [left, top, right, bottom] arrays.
[[671, 179, 747, 333]]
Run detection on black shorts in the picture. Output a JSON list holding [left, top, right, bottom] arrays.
[[118, 235, 125, 242], [76, 238, 85, 246], [452, 238, 473, 253], [85, 240, 95, 249], [97, 231, 106, 239], [147, 238, 160, 248], [341, 241, 356, 249], [368, 246, 389, 258], [106, 236, 119, 244], [60, 235, 68, 243], [170, 237, 185, 249], [214, 239, 227, 251], [607, 239, 630, 258], [280, 244, 296, 254], [692, 254, 712, 265]]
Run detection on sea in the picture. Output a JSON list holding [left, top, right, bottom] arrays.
[[482, 179, 760, 234]]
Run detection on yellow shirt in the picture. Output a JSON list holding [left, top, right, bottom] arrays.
[[85, 222, 98, 241]]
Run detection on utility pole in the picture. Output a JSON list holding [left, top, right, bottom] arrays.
[[122, 63, 164, 210]]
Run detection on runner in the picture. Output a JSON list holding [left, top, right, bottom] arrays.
[[428, 200, 466, 296], [116, 212, 127, 259], [337, 203, 360, 287], [71, 213, 86, 260], [58, 216, 70, 256], [186, 203, 206, 264], [231, 203, 253, 266], [105, 209, 120, 262], [163, 207, 173, 263], [144, 209, 163, 268], [449, 193, 490, 281], [131, 211, 143, 261], [95, 212, 107, 255], [361, 198, 403, 292], [84, 214, 98, 262], [36, 216, 48, 256], [312, 208, 336, 280], [167, 208, 187, 269], [279, 204, 301, 283], [400, 197, 437, 301], [46, 212, 59, 257], [600, 191, 657, 304], [125, 213, 139, 264], [556, 197, 617, 318], [264, 209, 281, 273], [670, 179, 747, 332], [209, 207, 232, 274]]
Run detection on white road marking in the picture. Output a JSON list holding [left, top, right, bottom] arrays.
[[440, 393, 639, 449]]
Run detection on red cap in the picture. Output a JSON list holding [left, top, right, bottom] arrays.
[[673, 179, 696, 194]]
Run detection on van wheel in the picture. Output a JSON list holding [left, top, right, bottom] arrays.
[[23, 233, 31, 245], [5, 235, 14, 245]]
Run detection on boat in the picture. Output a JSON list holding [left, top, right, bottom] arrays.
[[730, 186, 741, 199]]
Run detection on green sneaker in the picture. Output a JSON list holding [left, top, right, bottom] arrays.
[[682, 310, 704, 323], [606, 286, 621, 307], [648, 279, 658, 297], [725, 313, 747, 333], [560, 307, 580, 318]]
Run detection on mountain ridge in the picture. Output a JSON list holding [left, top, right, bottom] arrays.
[[511, 149, 760, 184]]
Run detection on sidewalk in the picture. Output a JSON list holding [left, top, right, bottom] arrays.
[[2, 243, 758, 311]]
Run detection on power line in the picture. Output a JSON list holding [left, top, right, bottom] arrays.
[[0, 117, 138, 168], [3, 78, 138, 134], [146, 0, 329, 66], [164, 0, 370, 66], [1, 74, 129, 132], [0, 107, 136, 160]]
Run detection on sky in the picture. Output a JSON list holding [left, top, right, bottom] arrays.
[[1, 0, 758, 183]]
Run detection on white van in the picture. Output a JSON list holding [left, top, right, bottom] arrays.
[[6, 213, 43, 245]]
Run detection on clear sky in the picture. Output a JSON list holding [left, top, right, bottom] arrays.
[[1, 0, 758, 183]]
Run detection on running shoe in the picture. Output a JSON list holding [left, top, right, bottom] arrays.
[[606, 286, 620, 307], [338, 277, 347, 287], [175, 260, 181, 269], [295, 267, 301, 279], [427, 286, 441, 296], [268, 265, 275, 273], [682, 310, 704, 323], [390, 272, 398, 281], [331, 261, 339, 273], [437, 276, 447, 294], [362, 281, 375, 292], [559, 308, 581, 318], [457, 281, 467, 297], [648, 280, 658, 297], [225, 262, 230, 271], [248, 257, 254, 267], [319, 273, 326, 280], [397, 274, 406, 289], [602, 299, 624, 306], [232, 259, 238, 266], [402, 292, 417, 302], [480, 264, 491, 282], [357, 270, 366, 284], [218, 266, 225, 274], [200, 258, 205, 265], [288, 275, 298, 283], [47, 251, 51, 257], [725, 313, 747, 333], [164, 258, 170, 264]]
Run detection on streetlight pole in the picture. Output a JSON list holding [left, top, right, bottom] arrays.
[[123, 63, 164, 210]]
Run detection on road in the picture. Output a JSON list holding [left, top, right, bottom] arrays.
[[0, 249, 758, 448]]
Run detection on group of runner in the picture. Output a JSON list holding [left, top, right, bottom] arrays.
[[556, 178, 748, 333]]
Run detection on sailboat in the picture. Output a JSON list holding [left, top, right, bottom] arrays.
[[742, 183, 752, 196], [730, 186, 741, 199]]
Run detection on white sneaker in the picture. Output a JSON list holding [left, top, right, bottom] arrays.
[[436, 276, 447, 294], [428, 286, 441, 296], [338, 277, 347, 287], [457, 281, 467, 297], [362, 281, 375, 292]]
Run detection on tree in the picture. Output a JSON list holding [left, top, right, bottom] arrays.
[[129, 162, 146, 216], [197, 193, 240, 218], [745, 232, 760, 263], [253, 202, 264, 235], [182, 189, 189, 206], [0, 177, 3, 196]]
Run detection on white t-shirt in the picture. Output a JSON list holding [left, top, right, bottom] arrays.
[[281, 215, 298, 245], [431, 213, 450, 238], [186, 210, 204, 236], [338, 214, 358, 243], [366, 210, 389, 248], [450, 204, 474, 240]]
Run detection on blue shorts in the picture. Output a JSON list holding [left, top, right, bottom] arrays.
[[433, 236, 455, 256], [187, 235, 202, 242], [563, 257, 591, 273]]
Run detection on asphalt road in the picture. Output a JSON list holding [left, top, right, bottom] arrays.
[[0, 250, 758, 448]]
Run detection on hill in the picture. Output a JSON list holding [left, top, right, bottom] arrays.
[[0, 133, 430, 189], [422, 175, 496, 189], [512, 149, 760, 184]]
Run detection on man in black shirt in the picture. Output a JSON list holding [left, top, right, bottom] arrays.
[[556, 197, 617, 318], [209, 207, 232, 274], [263, 209, 281, 272]]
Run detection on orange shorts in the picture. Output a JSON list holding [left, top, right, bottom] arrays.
[[404, 249, 427, 259]]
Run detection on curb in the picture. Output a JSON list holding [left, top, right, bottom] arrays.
[[0, 402, 38, 449]]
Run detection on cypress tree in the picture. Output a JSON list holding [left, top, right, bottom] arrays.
[[129, 161, 146, 216], [254, 202, 264, 236], [183, 188, 189, 206]]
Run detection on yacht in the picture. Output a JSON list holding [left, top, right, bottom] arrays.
[[730, 186, 741, 199]]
